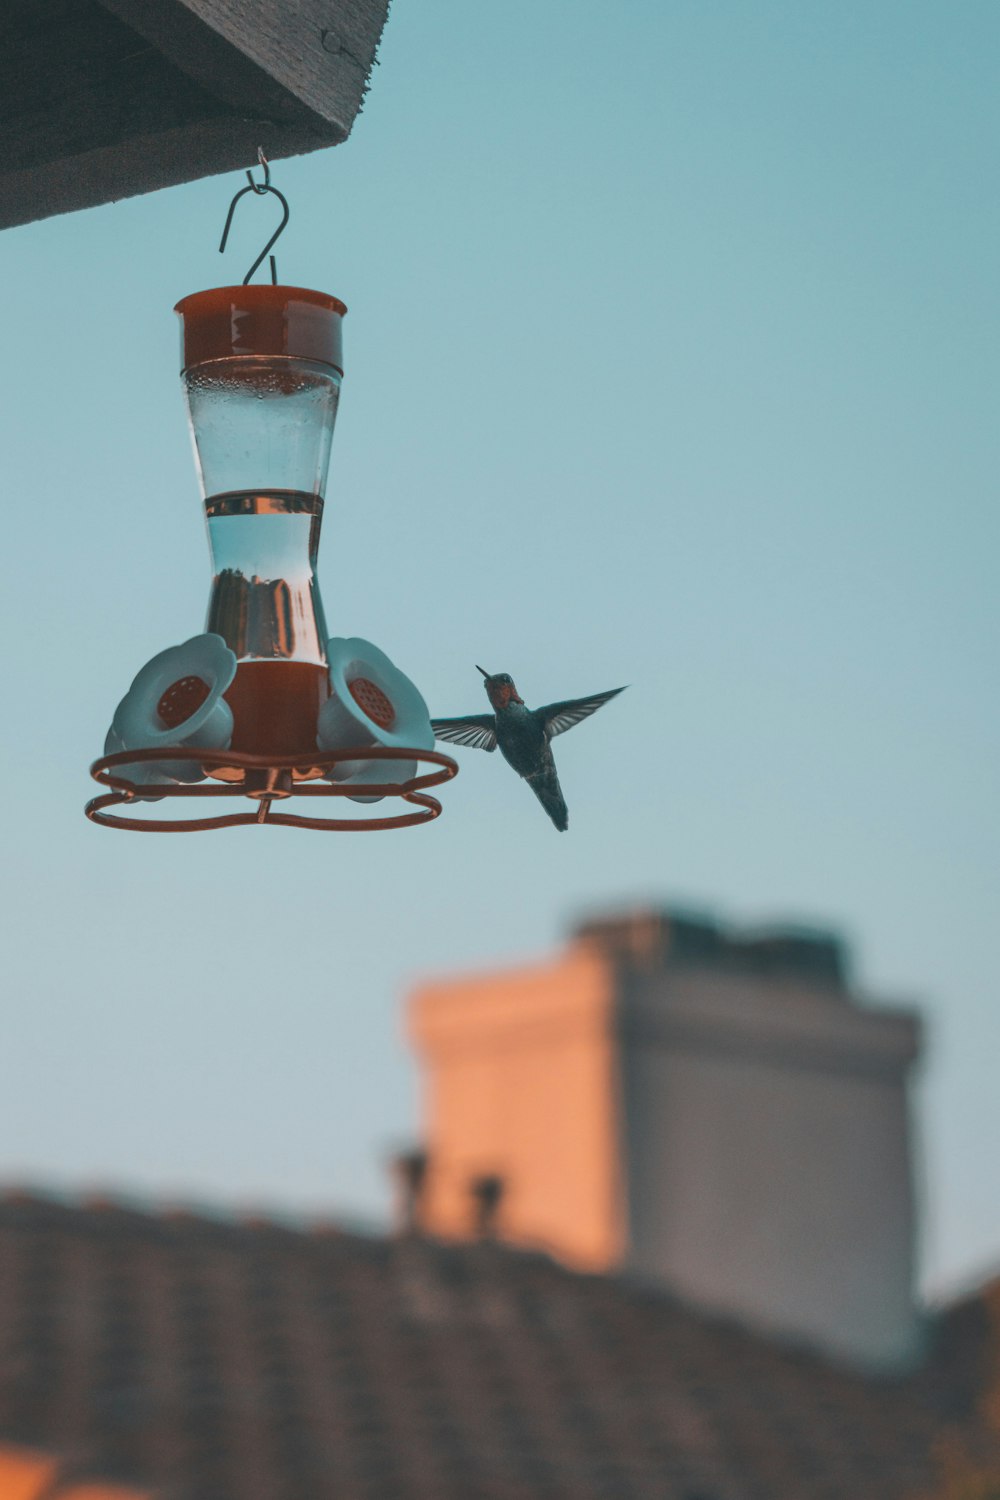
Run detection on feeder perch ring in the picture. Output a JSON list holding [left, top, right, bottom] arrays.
[[86, 745, 458, 832]]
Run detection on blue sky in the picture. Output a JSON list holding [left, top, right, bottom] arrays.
[[0, 0, 996, 1297]]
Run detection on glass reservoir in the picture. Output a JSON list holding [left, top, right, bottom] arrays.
[[175, 286, 346, 766]]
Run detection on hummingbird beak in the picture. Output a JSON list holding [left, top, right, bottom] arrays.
[[476, 665, 489, 679]]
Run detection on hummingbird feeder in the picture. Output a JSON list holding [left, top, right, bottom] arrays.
[[86, 154, 457, 832]]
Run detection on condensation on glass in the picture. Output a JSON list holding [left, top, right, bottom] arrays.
[[175, 286, 346, 761]]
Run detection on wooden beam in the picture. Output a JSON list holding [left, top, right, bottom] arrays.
[[0, 0, 390, 230]]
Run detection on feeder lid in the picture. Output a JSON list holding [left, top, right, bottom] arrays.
[[175, 285, 346, 375]]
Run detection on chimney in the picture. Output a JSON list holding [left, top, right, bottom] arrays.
[[409, 905, 924, 1372], [574, 907, 722, 971], [390, 1149, 429, 1234], [469, 1174, 505, 1240]]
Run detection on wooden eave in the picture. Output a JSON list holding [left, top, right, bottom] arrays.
[[0, 0, 391, 230]]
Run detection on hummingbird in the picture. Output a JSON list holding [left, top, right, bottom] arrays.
[[431, 668, 625, 831]]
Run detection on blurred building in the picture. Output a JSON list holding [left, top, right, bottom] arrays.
[[410, 907, 922, 1372], [0, 905, 997, 1500]]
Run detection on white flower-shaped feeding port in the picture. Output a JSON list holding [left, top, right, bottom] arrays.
[[317, 637, 434, 802], [105, 633, 237, 796]]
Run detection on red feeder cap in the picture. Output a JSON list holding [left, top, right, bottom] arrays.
[[175, 285, 346, 375]]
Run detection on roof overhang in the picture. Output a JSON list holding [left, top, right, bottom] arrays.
[[0, 0, 391, 230]]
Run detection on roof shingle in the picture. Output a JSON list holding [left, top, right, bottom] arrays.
[[0, 1191, 996, 1500]]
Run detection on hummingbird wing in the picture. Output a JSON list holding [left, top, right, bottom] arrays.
[[539, 686, 626, 739], [430, 714, 497, 752]]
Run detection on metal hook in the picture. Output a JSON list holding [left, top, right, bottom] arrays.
[[248, 145, 271, 194], [219, 148, 290, 285]]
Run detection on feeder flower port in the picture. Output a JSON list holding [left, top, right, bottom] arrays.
[[104, 633, 237, 795], [318, 637, 435, 802], [86, 165, 456, 832]]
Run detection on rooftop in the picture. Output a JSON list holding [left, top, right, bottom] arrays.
[[1, 1190, 998, 1500]]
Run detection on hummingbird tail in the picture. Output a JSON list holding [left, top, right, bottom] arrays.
[[526, 767, 568, 832]]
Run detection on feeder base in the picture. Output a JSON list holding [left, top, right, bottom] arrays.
[[85, 746, 457, 832]]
